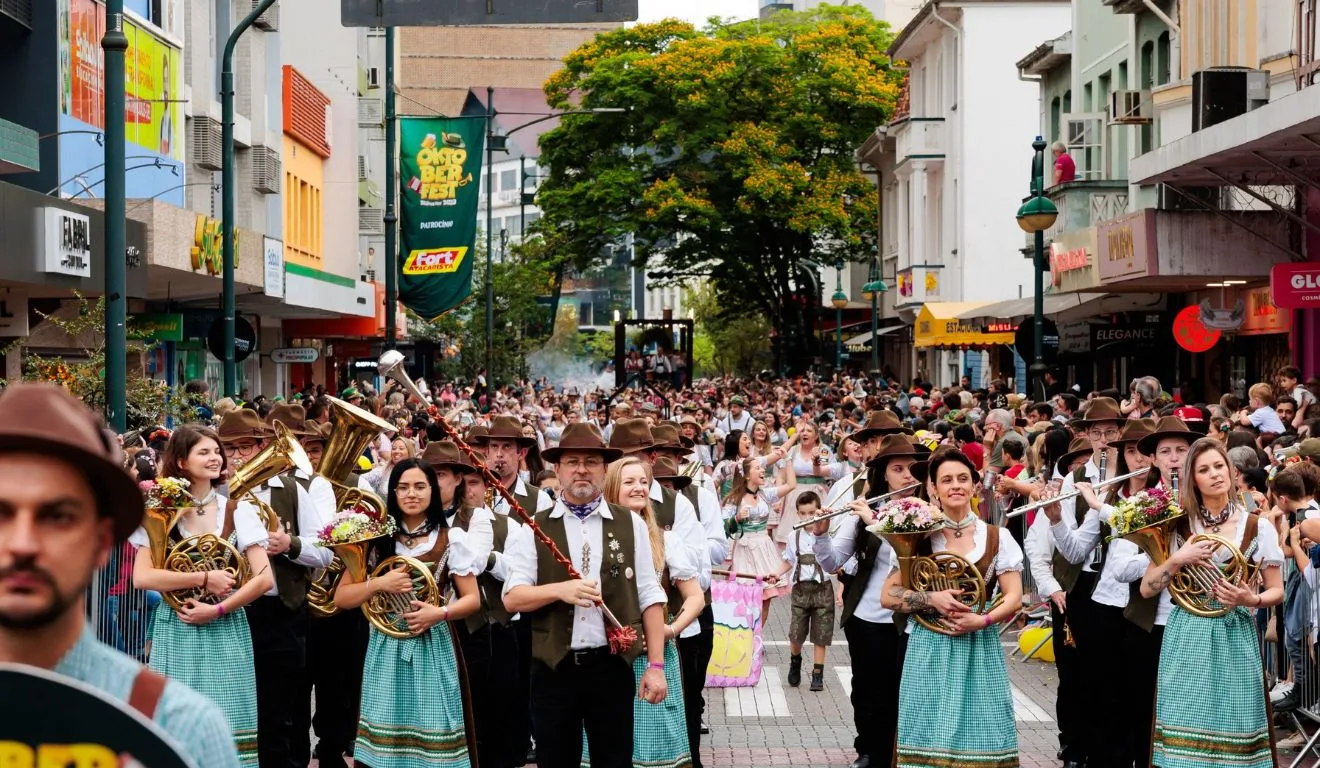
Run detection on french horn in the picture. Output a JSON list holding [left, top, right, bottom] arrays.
[[142, 502, 249, 613], [308, 396, 396, 618], [1169, 533, 1252, 618], [881, 529, 987, 636], [365, 552, 446, 639]]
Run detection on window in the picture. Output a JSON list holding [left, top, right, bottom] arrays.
[[501, 169, 517, 191], [1050, 97, 1062, 144], [1063, 89, 1072, 114], [1157, 32, 1171, 85], [1083, 82, 1093, 112], [1118, 60, 1128, 90]]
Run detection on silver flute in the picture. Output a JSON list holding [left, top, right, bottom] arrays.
[[1005, 467, 1151, 519], [792, 483, 923, 530]]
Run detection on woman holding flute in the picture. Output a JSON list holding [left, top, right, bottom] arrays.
[[882, 448, 1024, 768], [805, 433, 924, 768]]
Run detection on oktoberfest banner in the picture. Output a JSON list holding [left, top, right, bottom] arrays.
[[398, 116, 486, 319]]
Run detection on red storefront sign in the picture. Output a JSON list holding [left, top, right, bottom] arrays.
[[1172, 305, 1220, 352], [1049, 243, 1089, 287], [1270, 262, 1320, 309]]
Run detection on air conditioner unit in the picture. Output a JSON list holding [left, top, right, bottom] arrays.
[[253, 0, 278, 31], [358, 97, 383, 127], [1192, 67, 1269, 132], [357, 155, 369, 182], [359, 207, 384, 234], [1108, 89, 1151, 124], [191, 117, 222, 170], [367, 67, 381, 89], [365, 269, 377, 283], [251, 145, 281, 195]]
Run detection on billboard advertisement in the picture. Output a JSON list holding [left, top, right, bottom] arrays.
[[58, 0, 184, 161]]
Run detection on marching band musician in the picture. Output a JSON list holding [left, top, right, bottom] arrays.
[[216, 409, 335, 768], [806, 432, 922, 768], [882, 449, 1025, 768], [652, 423, 728, 765], [1130, 438, 1282, 768], [130, 423, 275, 765], [503, 423, 670, 768], [421, 440, 518, 768], [481, 415, 550, 764], [334, 457, 483, 768], [1037, 398, 1123, 768]]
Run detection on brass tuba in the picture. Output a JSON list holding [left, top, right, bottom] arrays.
[[228, 421, 315, 533], [880, 529, 987, 636], [144, 503, 249, 613], [307, 396, 396, 618]]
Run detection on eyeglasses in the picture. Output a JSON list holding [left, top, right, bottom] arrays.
[[559, 457, 605, 471], [1087, 428, 1122, 440], [395, 484, 430, 497]]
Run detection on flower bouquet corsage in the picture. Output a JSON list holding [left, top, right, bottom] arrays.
[[866, 497, 944, 590], [144, 477, 193, 509], [316, 507, 397, 586], [1108, 486, 1183, 565]]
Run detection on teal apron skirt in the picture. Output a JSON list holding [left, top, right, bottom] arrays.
[[147, 603, 259, 765], [582, 640, 692, 768], [356, 623, 472, 768], [897, 622, 1018, 768], [1153, 606, 1272, 767]]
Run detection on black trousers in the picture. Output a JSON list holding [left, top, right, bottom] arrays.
[[1071, 600, 1127, 768], [1123, 621, 1164, 768], [530, 649, 635, 768], [246, 595, 308, 768], [1051, 597, 1084, 763], [292, 608, 369, 765], [677, 604, 715, 768], [843, 617, 903, 764], [455, 620, 522, 768], [513, 616, 533, 759]]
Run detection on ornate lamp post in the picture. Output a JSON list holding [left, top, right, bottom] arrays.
[[1015, 136, 1059, 402], [862, 258, 889, 375], [831, 259, 848, 373]]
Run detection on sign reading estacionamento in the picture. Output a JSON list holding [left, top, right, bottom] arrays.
[[397, 117, 486, 319]]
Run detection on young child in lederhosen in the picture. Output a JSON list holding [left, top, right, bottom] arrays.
[[781, 491, 835, 692]]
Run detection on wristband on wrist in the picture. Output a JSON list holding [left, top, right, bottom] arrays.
[[983, 614, 993, 628], [648, 661, 665, 671], [442, 606, 450, 622], [200, 571, 207, 589], [216, 603, 226, 617]]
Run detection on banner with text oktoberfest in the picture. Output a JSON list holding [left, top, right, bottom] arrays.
[[398, 116, 486, 319]]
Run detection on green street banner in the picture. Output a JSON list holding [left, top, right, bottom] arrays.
[[398, 116, 486, 319]]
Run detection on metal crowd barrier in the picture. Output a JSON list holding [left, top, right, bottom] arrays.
[[85, 542, 155, 663], [1267, 552, 1320, 768]]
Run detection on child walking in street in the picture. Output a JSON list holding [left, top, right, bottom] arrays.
[[783, 492, 835, 692]]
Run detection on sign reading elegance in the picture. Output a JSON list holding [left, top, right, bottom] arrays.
[[1096, 210, 1156, 284], [1270, 262, 1320, 308], [398, 117, 486, 319], [41, 208, 92, 278]]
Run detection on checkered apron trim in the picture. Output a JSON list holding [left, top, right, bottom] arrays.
[[581, 640, 693, 768]]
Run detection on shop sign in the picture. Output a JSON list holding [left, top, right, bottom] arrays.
[[1096, 210, 1156, 284], [190, 215, 238, 276], [1090, 322, 1159, 353], [270, 347, 320, 364], [1270, 262, 1320, 308], [1058, 323, 1091, 354], [352, 359, 378, 370], [1239, 288, 1289, 336], [1049, 244, 1089, 286], [1172, 305, 1220, 352], [0, 289, 29, 337], [128, 313, 184, 342], [41, 208, 92, 278], [263, 237, 284, 298], [205, 316, 256, 362]]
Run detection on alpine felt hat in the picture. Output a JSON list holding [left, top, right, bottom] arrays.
[[542, 423, 623, 464], [486, 415, 536, 447], [420, 440, 477, 475], [607, 418, 657, 455], [652, 456, 693, 490], [217, 409, 274, 442], [854, 409, 913, 440], [1137, 416, 1197, 456]]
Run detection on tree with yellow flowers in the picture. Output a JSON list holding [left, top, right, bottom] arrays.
[[535, 4, 902, 373]]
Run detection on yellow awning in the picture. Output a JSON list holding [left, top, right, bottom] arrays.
[[914, 302, 1016, 349]]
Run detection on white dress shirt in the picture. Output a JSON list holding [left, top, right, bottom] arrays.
[[690, 483, 729, 590], [784, 530, 826, 584], [450, 505, 496, 573], [491, 476, 555, 517], [662, 529, 702, 640], [1049, 494, 1131, 608], [1024, 512, 1062, 598], [392, 526, 480, 578], [248, 476, 335, 596], [812, 514, 895, 624], [651, 479, 706, 589], [1053, 458, 1103, 572], [503, 498, 667, 650], [128, 498, 268, 557]]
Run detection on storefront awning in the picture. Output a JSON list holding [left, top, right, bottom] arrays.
[[1131, 84, 1320, 187], [843, 324, 905, 347], [954, 292, 1166, 324], [914, 302, 1015, 349]]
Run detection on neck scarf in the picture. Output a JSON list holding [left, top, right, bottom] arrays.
[[565, 495, 602, 521]]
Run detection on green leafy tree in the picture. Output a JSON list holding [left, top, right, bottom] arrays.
[[687, 283, 773, 377], [534, 5, 901, 373]]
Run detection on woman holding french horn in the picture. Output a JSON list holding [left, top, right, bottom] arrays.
[[129, 425, 274, 765], [1127, 438, 1283, 768], [880, 448, 1024, 768], [333, 456, 482, 768]]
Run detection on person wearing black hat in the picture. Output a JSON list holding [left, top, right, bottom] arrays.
[[805, 433, 922, 768], [502, 422, 669, 768], [216, 410, 335, 767], [0, 384, 241, 767]]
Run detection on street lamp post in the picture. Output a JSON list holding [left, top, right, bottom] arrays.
[[1015, 136, 1059, 402], [862, 260, 888, 375], [831, 260, 848, 374], [103, 0, 128, 431]]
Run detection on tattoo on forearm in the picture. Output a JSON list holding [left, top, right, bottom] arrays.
[[1145, 568, 1172, 593], [887, 585, 931, 613]]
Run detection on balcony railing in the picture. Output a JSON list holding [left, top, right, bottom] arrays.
[[1024, 178, 1129, 250], [892, 118, 945, 160]]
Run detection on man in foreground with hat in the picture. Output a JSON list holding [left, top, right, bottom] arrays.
[[503, 422, 669, 768], [0, 383, 240, 765], [217, 408, 335, 768], [808, 433, 922, 768]]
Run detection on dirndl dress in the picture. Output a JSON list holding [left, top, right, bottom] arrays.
[[355, 527, 479, 768], [581, 641, 692, 768], [896, 522, 1023, 768], [129, 502, 267, 766], [1151, 514, 1281, 768], [728, 490, 790, 599], [774, 449, 834, 544]]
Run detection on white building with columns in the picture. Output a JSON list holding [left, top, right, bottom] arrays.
[[871, 0, 1069, 388]]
